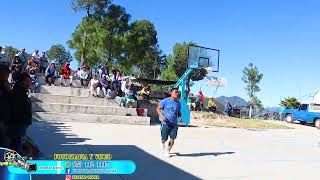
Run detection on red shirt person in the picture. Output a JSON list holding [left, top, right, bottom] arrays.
[[199, 90, 205, 103], [60, 62, 73, 86], [199, 90, 205, 110]]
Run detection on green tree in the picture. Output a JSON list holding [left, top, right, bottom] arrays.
[[172, 42, 189, 77], [99, 5, 131, 67], [123, 19, 158, 74], [70, 2, 161, 75], [190, 69, 208, 81], [280, 97, 301, 109], [69, 4, 161, 74], [71, 0, 111, 18], [161, 55, 179, 81], [4, 46, 19, 64], [168, 42, 207, 81], [136, 45, 162, 79], [46, 44, 73, 67], [242, 63, 263, 118], [253, 96, 264, 114], [160, 42, 208, 92], [71, 0, 112, 65], [68, 17, 103, 67]]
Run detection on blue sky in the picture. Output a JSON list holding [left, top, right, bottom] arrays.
[[1, 0, 320, 107]]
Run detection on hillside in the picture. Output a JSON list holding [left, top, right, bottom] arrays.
[[216, 96, 248, 107]]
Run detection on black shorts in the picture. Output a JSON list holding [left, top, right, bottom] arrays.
[[160, 123, 178, 142]]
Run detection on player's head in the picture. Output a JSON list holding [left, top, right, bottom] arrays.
[[170, 87, 179, 99]]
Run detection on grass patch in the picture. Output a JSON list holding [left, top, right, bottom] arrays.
[[192, 112, 290, 129], [223, 117, 290, 129]]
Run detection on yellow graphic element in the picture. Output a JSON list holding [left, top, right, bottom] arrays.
[[0, 162, 13, 166], [53, 154, 112, 160]]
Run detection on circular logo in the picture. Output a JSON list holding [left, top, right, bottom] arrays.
[[65, 162, 71, 168]]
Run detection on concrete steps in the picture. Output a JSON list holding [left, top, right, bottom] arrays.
[[32, 102, 148, 117], [31, 93, 119, 106], [33, 112, 150, 125], [32, 84, 151, 125], [39, 86, 90, 97], [36, 74, 83, 88]]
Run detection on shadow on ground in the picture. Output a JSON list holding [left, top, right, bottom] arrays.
[[28, 118, 202, 180], [173, 152, 235, 157]]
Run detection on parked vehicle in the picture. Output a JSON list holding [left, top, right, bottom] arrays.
[[280, 104, 320, 129]]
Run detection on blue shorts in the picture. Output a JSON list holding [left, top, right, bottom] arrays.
[[160, 123, 178, 142]]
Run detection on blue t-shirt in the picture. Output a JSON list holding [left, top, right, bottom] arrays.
[[159, 97, 181, 124]]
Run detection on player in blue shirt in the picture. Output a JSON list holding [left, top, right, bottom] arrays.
[[156, 88, 181, 158]]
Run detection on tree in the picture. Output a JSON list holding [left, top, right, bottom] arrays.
[[172, 42, 189, 77], [163, 42, 207, 81], [161, 55, 179, 81], [70, 2, 162, 75], [190, 69, 208, 81], [69, 4, 162, 74], [160, 42, 208, 92], [68, 17, 103, 67], [71, 0, 112, 66], [280, 97, 301, 109], [136, 45, 162, 79], [4, 46, 20, 64], [46, 44, 73, 67], [242, 63, 263, 118], [71, 0, 111, 18], [253, 96, 264, 114], [99, 4, 131, 68], [123, 19, 158, 74]]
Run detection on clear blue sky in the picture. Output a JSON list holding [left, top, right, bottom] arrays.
[[1, 0, 320, 107]]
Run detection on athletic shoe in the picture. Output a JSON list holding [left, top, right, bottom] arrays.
[[160, 143, 165, 151], [164, 150, 171, 158]]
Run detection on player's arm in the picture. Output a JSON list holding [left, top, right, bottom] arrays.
[[178, 103, 182, 122], [156, 102, 167, 121]]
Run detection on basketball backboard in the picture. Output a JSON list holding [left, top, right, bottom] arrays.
[[187, 45, 220, 72]]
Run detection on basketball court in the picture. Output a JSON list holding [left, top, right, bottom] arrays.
[[28, 120, 320, 180]]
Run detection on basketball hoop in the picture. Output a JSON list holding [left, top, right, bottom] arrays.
[[188, 45, 220, 72]]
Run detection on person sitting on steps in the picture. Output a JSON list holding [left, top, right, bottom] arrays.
[[27, 56, 38, 73], [89, 74, 100, 97], [97, 74, 109, 97], [60, 62, 73, 87], [207, 98, 217, 113], [139, 85, 151, 100], [79, 66, 89, 88], [124, 84, 137, 108], [29, 69, 40, 93], [11, 54, 22, 71], [45, 62, 58, 86]]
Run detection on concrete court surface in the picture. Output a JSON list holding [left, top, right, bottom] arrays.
[[28, 120, 320, 180]]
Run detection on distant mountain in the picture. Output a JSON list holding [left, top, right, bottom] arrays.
[[216, 96, 248, 107]]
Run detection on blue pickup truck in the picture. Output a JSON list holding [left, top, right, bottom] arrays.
[[280, 104, 320, 129]]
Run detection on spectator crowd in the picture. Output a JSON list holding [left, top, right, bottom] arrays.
[[0, 46, 143, 105], [0, 46, 150, 156]]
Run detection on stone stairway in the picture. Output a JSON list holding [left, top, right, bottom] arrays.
[[31, 86, 150, 125]]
